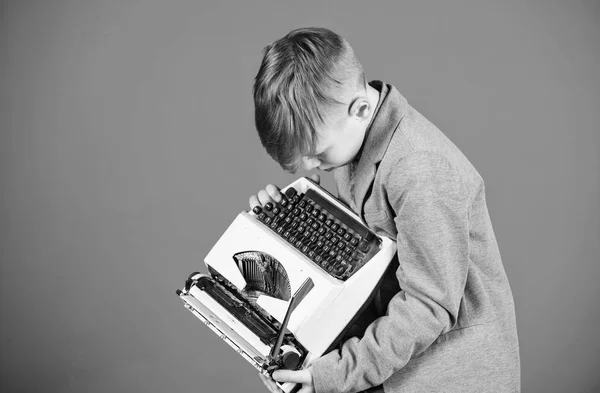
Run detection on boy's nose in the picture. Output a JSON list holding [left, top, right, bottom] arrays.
[[301, 156, 321, 171]]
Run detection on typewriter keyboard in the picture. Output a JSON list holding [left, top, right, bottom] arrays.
[[252, 186, 379, 280]]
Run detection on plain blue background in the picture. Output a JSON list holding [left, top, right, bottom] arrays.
[[1, 1, 598, 392]]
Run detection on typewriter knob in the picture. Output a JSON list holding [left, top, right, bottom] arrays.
[[280, 344, 301, 369]]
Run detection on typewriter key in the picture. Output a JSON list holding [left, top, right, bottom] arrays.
[[285, 187, 297, 198], [358, 239, 371, 253]]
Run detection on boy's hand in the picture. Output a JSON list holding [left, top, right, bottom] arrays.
[[258, 368, 315, 393], [248, 174, 320, 210]]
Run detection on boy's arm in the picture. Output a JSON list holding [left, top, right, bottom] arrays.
[[311, 152, 471, 393]]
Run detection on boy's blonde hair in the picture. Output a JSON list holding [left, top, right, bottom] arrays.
[[253, 27, 365, 173]]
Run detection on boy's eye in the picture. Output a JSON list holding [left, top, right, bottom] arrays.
[[312, 149, 328, 159]]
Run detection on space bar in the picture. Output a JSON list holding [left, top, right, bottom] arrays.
[[305, 189, 375, 242]]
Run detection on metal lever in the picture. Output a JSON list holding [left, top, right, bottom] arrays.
[[268, 278, 314, 361]]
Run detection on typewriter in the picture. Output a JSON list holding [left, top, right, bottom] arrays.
[[176, 177, 396, 392]]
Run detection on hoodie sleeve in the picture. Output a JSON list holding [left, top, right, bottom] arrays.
[[311, 152, 471, 393]]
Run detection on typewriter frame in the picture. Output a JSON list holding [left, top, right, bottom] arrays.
[[176, 177, 397, 392]]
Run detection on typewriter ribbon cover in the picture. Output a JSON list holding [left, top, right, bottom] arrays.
[[176, 177, 396, 392]]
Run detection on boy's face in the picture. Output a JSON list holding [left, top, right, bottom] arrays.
[[300, 109, 366, 172]]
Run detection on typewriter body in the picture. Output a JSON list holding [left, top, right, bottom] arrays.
[[176, 177, 396, 392]]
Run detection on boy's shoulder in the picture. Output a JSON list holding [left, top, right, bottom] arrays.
[[335, 83, 483, 209], [378, 101, 483, 193], [361, 82, 474, 176]]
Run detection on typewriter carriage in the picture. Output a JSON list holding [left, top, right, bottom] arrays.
[[180, 271, 309, 373]]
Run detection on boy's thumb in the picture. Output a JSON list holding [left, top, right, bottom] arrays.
[[309, 173, 320, 184]]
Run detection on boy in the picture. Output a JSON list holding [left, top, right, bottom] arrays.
[[249, 27, 520, 393]]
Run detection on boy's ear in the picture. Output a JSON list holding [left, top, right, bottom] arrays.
[[348, 97, 371, 121]]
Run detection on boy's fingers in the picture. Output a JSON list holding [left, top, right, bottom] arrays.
[[249, 195, 260, 210], [272, 369, 311, 384], [309, 173, 320, 184], [265, 184, 282, 202], [257, 189, 272, 206]]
